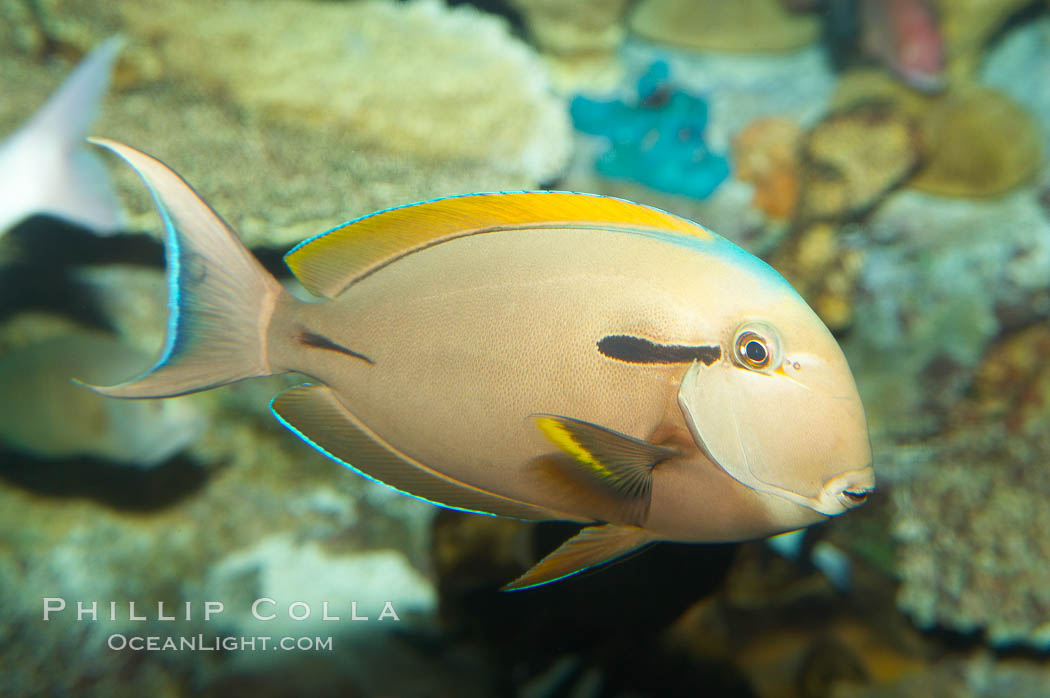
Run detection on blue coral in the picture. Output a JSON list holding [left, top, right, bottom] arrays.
[[570, 62, 730, 199]]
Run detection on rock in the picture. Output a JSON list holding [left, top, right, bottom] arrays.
[[628, 0, 821, 53]]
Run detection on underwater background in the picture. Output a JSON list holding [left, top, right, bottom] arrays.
[[2, 0, 1050, 695]]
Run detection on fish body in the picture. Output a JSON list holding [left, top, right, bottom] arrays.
[[89, 140, 874, 589], [0, 331, 204, 465], [861, 0, 943, 92], [0, 38, 125, 234]]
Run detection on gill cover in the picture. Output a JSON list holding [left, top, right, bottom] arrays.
[[678, 321, 873, 516]]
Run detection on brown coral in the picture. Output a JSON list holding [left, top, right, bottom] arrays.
[[909, 85, 1041, 198], [832, 72, 1041, 199], [797, 104, 922, 222], [627, 0, 820, 52]]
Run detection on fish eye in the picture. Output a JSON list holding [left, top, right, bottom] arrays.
[[735, 331, 771, 370]]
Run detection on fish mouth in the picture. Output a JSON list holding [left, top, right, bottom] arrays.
[[818, 465, 876, 515]]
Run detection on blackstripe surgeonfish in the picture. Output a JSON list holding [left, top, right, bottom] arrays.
[[86, 139, 874, 590]]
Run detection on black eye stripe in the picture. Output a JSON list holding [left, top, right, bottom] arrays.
[[598, 335, 721, 365]]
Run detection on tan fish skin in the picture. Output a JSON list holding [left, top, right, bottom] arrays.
[[86, 139, 874, 590]]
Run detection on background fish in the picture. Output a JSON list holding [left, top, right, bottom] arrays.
[[0, 37, 125, 235], [0, 330, 204, 466], [88, 139, 874, 589], [860, 0, 944, 91]]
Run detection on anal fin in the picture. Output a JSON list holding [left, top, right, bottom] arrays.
[[271, 383, 565, 521], [502, 524, 653, 591]]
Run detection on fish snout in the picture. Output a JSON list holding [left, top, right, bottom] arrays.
[[816, 465, 875, 516]]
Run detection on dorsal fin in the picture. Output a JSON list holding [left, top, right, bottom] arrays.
[[284, 192, 714, 298]]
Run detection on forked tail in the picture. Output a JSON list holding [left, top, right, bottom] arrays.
[[85, 139, 287, 398]]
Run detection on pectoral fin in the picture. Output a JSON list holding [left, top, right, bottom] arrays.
[[535, 415, 676, 525], [502, 524, 653, 591], [272, 383, 577, 522]]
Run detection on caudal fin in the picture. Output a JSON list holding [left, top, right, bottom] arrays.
[[0, 37, 125, 234], [85, 139, 286, 398]]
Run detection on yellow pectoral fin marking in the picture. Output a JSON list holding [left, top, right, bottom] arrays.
[[501, 524, 653, 591], [535, 416, 611, 477], [284, 192, 715, 298], [271, 383, 573, 522], [534, 414, 676, 526]]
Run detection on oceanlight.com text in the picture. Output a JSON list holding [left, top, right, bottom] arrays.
[[107, 634, 334, 652]]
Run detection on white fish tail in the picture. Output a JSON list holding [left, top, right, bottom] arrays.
[[0, 37, 125, 234], [85, 139, 287, 398]]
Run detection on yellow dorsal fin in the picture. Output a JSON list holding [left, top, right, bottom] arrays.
[[284, 191, 714, 298]]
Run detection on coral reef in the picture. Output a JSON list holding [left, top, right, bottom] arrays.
[[0, 370, 443, 693], [842, 188, 1050, 437], [1, 0, 570, 248], [909, 85, 1041, 197], [933, 0, 1036, 81], [832, 70, 1042, 198], [967, 324, 1050, 430], [731, 117, 804, 221], [571, 62, 730, 199], [982, 15, 1050, 159], [835, 653, 1050, 698], [122, 0, 569, 185], [507, 0, 632, 90], [830, 68, 939, 116], [5, 0, 1050, 693], [891, 323, 1050, 646], [769, 223, 865, 332], [628, 0, 820, 52], [797, 104, 922, 221]]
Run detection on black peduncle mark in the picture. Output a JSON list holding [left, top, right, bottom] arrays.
[[299, 330, 374, 364], [598, 335, 721, 366]]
